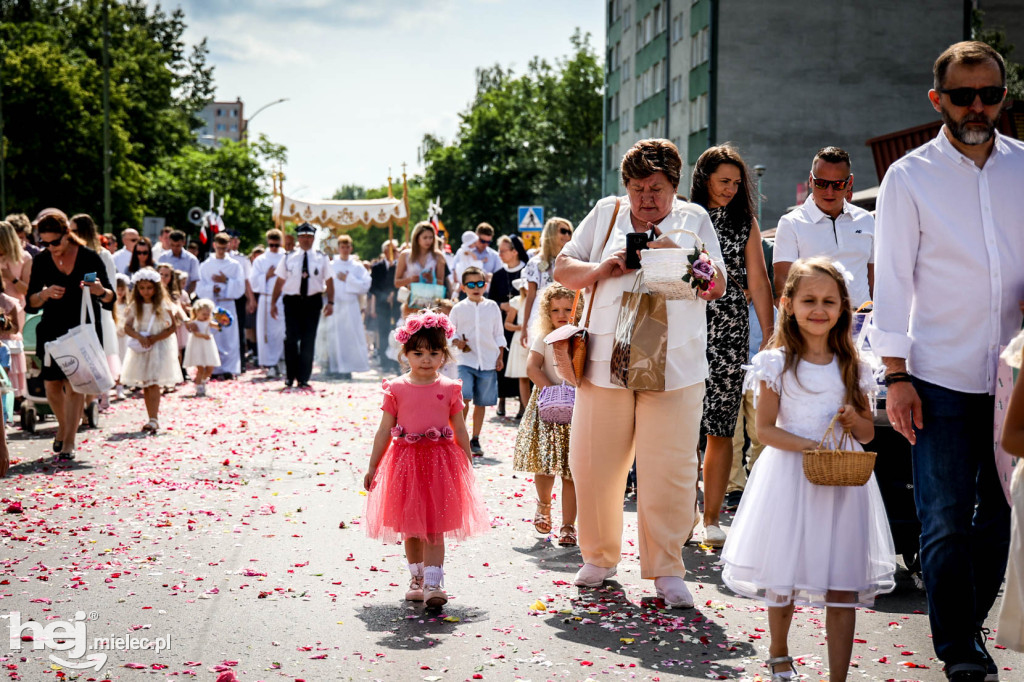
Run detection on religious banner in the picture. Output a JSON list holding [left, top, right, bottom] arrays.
[[273, 194, 408, 231]]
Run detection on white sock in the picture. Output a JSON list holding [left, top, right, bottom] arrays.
[[423, 565, 444, 587], [408, 562, 423, 578]]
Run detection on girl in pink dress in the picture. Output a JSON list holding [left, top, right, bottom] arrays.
[[363, 311, 489, 608]]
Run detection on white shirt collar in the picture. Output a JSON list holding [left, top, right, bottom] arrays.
[[802, 194, 849, 224]]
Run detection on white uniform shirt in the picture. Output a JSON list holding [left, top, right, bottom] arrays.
[[276, 247, 332, 296], [559, 195, 725, 391], [113, 248, 132, 274], [870, 128, 1024, 395], [772, 195, 875, 308], [449, 298, 506, 370], [196, 255, 244, 303], [229, 250, 253, 283]]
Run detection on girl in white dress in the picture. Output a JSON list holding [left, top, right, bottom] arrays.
[[113, 275, 129, 400], [184, 299, 220, 397], [720, 258, 895, 682], [502, 278, 530, 418], [121, 268, 184, 433]]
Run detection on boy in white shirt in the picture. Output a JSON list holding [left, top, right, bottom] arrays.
[[449, 266, 506, 456]]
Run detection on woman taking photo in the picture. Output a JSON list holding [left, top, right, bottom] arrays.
[[26, 209, 114, 461], [554, 139, 725, 607], [0, 220, 32, 397], [394, 221, 447, 311], [689, 145, 775, 547]]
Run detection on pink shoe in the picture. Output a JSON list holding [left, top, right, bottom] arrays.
[[405, 576, 424, 601], [423, 583, 447, 608]]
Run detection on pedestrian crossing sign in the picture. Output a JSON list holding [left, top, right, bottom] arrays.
[[518, 206, 544, 231]]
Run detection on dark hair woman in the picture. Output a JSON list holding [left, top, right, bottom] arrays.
[[128, 237, 155, 275], [689, 144, 775, 547], [488, 234, 529, 417], [25, 209, 114, 460]]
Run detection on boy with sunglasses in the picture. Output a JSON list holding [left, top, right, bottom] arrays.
[[448, 266, 506, 457], [772, 146, 874, 308]]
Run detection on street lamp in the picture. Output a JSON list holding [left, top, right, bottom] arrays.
[[241, 97, 289, 142], [753, 164, 766, 228]]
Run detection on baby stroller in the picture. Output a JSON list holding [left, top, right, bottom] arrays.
[[20, 312, 99, 433]]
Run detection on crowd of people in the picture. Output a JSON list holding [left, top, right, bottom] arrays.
[[0, 40, 1020, 682]]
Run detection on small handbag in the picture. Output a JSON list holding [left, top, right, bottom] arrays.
[[548, 199, 621, 387], [537, 382, 575, 424], [127, 309, 157, 354]]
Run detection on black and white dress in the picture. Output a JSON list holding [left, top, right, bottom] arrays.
[[701, 206, 750, 437]]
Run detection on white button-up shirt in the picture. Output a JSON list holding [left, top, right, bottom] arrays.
[[276, 247, 332, 296], [448, 298, 506, 370], [870, 128, 1024, 395], [773, 195, 875, 308]]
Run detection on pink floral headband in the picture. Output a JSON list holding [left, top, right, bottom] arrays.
[[395, 311, 455, 344]]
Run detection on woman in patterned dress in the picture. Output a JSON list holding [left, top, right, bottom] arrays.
[[690, 145, 775, 547]]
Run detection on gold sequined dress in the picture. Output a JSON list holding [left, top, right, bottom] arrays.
[[512, 336, 572, 478]]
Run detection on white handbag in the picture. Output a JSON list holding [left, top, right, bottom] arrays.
[[127, 309, 156, 354], [44, 292, 115, 395]]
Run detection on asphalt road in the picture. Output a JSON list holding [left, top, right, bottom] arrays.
[[0, 370, 1021, 681]]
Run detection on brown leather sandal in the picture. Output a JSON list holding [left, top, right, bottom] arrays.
[[558, 524, 577, 547], [533, 500, 552, 534]]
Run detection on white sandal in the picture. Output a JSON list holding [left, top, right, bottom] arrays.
[[142, 418, 159, 433]]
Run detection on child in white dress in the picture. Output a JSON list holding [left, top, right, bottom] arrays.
[[720, 258, 896, 682], [114, 274, 129, 400], [184, 299, 220, 397], [121, 268, 184, 433]]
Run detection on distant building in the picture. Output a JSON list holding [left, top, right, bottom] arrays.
[[197, 99, 245, 147], [602, 0, 990, 226]]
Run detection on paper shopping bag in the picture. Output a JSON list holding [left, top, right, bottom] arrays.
[[610, 282, 667, 392]]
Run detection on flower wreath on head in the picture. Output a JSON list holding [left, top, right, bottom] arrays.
[[130, 267, 162, 286], [394, 310, 456, 345]]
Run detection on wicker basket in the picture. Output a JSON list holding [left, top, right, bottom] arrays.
[[802, 413, 877, 486], [537, 383, 575, 424], [639, 228, 704, 301]]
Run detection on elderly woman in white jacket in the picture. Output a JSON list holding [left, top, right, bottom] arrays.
[[554, 138, 725, 608]]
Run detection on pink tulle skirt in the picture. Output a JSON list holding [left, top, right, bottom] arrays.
[[364, 439, 490, 543]]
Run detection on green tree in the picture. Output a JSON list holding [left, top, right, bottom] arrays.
[[0, 0, 214, 227], [144, 135, 286, 250], [422, 29, 602, 234], [973, 9, 1024, 100]]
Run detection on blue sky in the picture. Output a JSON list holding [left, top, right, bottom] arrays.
[[152, 1, 604, 203]]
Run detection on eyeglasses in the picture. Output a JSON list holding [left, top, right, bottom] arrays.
[[39, 237, 63, 247], [937, 86, 1006, 107], [559, 228, 573, 236], [464, 281, 486, 289], [810, 174, 852, 191]]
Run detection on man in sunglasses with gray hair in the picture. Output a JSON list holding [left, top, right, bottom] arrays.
[[772, 146, 875, 308], [871, 41, 1024, 682]]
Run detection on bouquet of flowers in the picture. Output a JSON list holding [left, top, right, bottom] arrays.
[[213, 307, 234, 329], [682, 246, 715, 294]]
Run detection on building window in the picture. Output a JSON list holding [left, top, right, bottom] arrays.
[[230, 124, 238, 132], [688, 93, 709, 133], [216, 123, 226, 132], [607, 92, 620, 122], [623, 6, 631, 26], [622, 56, 630, 80], [691, 26, 710, 66], [608, 0, 621, 24], [216, 108, 223, 117], [642, 13, 653, 46], [670, 75, 683, 104], [231, 109, 238, 117], [622, 107, 630, 132], [671, 14, 683, 43]]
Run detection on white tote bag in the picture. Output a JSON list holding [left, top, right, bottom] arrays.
[[44, 291, 115, 395]]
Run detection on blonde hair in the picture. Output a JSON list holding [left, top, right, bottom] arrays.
[[532, 284, 581, 341], [771, 256, 867, 413], [191, 298, 215, 319], [539, 217, 571, 267], [0, 221, 24, 266]]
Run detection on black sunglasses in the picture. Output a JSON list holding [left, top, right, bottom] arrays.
[[135, 250, 151, 256], [810, 174, 852, 191], [40, 237, 63, 247], [478, 238, 492, 245], [937, 86, 1006, 107], [464, 280, 486, 289], [267, 242, 281, 247], [559, 228, 573, 236]]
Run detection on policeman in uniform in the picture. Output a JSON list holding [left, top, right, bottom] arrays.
[[271, 222, 334, 388]]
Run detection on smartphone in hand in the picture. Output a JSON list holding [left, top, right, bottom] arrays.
[[625, 232, 651, 270], [83, 272, 97, 283]]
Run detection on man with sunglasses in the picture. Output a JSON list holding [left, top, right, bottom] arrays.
[[158, 230, 200, 294], [453, 222, 502, 284], [249, 228, 287, 377], [112, 228, 140, 276], [871, 41, 1024, 682], [772, 146, 874, 308]]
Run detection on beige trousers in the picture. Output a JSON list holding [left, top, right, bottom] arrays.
[[727, 389, 764, 493], [569, 378, 704, 579]]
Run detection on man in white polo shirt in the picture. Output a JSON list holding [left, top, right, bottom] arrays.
[[772, 146, 874, 308]]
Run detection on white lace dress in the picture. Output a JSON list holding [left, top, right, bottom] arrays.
[[720, 348, 897, 607], [121, 303, 184, 388]]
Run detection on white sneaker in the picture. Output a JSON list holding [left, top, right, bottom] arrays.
[[115, 385, 126, 400], [703, 524, 727, 547], [654, 576, 694, 608], [573, 563, 617, 588]]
